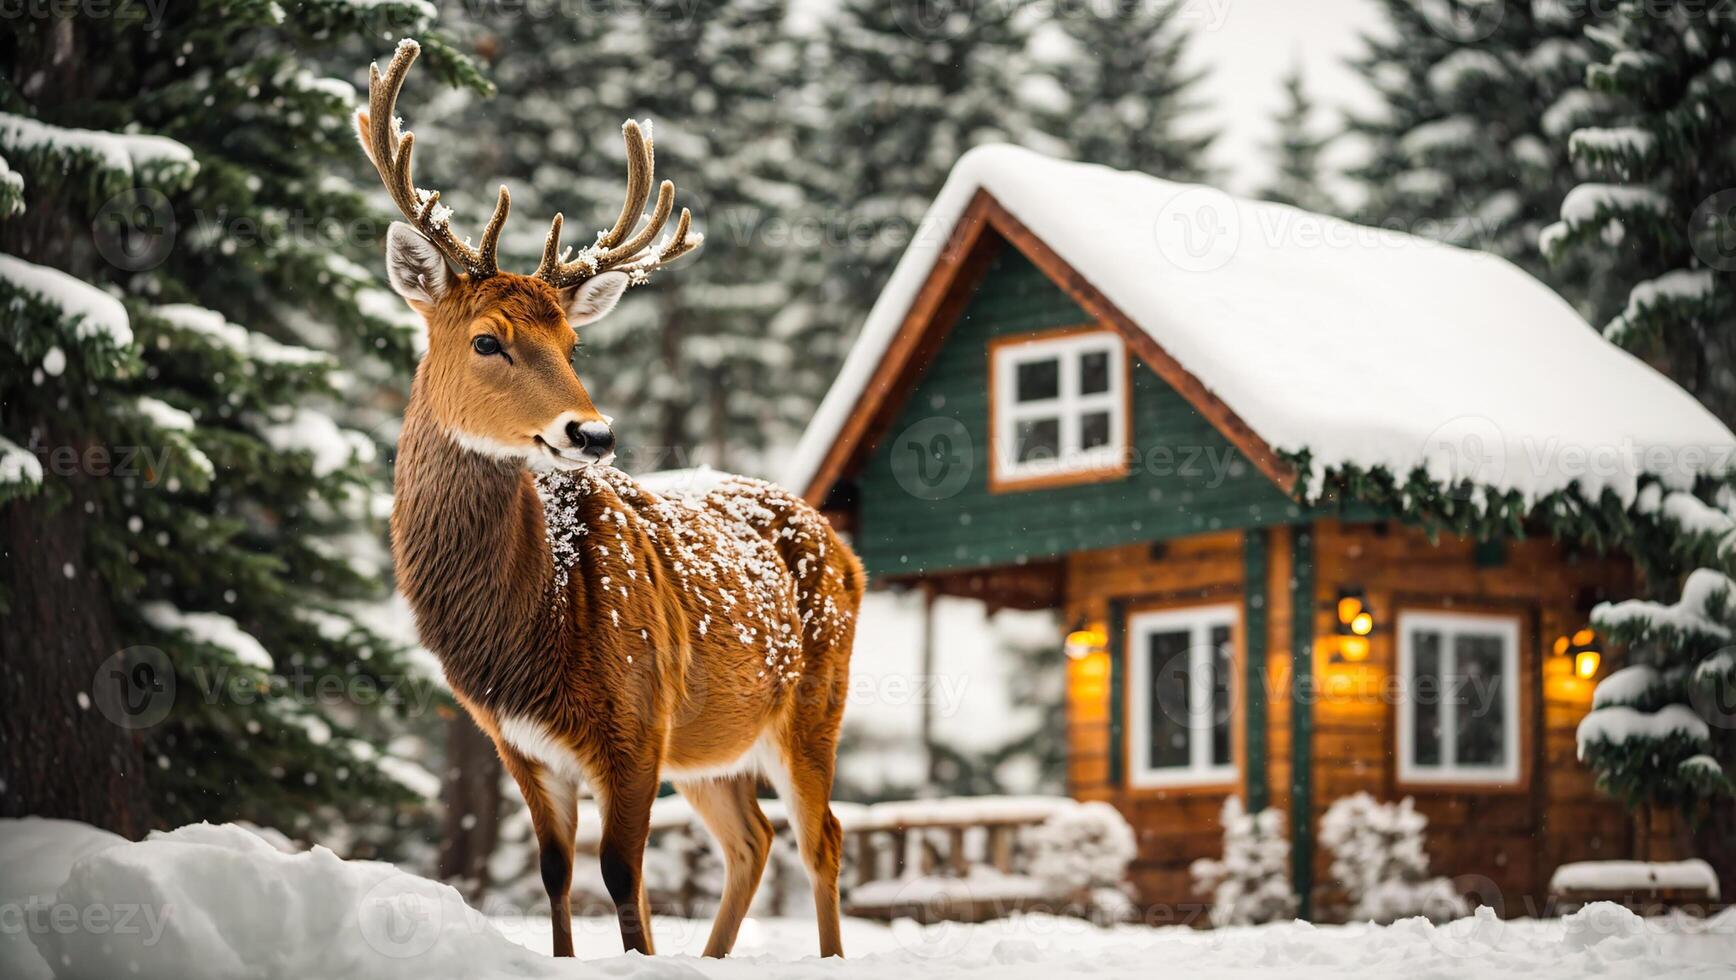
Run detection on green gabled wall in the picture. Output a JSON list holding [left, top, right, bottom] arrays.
[[854, 247, 1302, 578]]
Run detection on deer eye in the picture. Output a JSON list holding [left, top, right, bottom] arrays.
[[471, 335, 503, 357]]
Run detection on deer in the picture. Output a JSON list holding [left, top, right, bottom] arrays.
[[356, 40, 864, 960]]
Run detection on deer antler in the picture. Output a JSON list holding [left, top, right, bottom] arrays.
[[355, 39, 509, 280], [533, 119, 703, 289]]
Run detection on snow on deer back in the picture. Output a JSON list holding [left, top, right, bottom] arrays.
[[535, 464, 861, 773]]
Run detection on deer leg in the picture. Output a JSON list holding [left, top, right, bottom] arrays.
[[766, 718, 846, 958], [594, 762, 660, 955], [494, 743, 579, 957], [675, 774, 773, 957]]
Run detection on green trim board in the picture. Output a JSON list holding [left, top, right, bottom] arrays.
[[1289, 526, 1315, 919], [1242, 531, 1270, 813], [1107, 598, 1127, 787]]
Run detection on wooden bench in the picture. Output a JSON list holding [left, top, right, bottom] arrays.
[[1547, 860, 1721, 916]]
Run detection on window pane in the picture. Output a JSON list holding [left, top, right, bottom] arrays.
[[1411, 629, 1443, 766], [1080, 350, 1110, 395], [1014, 417, 1060, 463], [1209, 624, 1233, 767], [1147, 630, 1191, 770], [1016, 358, 1059, 402], [1454, 632, 1506, 767], [1080, 410, 1112, 451]]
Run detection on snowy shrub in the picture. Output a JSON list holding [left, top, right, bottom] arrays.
[[1021, 801, 1137, 894], [1318, 793, 1469, 924], [1189, 796, 1297, 926]]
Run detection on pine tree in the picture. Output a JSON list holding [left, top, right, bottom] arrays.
[[1539, 1, 1736, 420], [1348, 0, 1612, 297], [1035, 0, 1217, 181], [805, 0, 1035, 346], [1, 4, 484, 852], [1260, 63, 1335, 214], [1579, 477, 1736, 884], [1535, 2, 1736, 891]]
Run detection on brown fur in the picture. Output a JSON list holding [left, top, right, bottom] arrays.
[[390, 272, 864, 959]]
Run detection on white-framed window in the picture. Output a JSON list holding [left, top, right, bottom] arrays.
[[990, 329, 1127, 486], [1127, 604, 1237, 788], [1396, 610, 1522, 786]]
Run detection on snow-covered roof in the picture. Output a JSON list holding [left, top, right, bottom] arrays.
[[786, 145, 1735, 507]]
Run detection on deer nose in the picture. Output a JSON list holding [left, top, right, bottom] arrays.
[[566, 420, 615, 460]]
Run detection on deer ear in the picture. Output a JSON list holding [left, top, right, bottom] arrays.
[[560, 272, 630, 327], [384, 221, 452, 307]]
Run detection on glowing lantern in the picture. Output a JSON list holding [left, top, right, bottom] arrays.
[[1337, 595, 1363, 625], [1065, 624, 1108, 660], [1555, 628, 1602, 680]]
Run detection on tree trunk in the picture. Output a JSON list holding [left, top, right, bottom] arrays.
[[437, 713, 502, 902], [0, 475, 153, 838], [0, 15, 151, 838]]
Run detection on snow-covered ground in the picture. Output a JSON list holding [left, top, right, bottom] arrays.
[[5, 817, 1735, 980]]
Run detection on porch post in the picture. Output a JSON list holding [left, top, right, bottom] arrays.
[[1289, 526, 1315, 919], [1107, 598, 1127, 787], [1243, 531, 1270, 813]]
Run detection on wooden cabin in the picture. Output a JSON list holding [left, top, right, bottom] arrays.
[[785, 147, 1735, 919]]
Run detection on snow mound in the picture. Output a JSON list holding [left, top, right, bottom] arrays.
[[30, 822, 557, 980], [787, 145, 1733, 507], [0, 819, 126, 980], [1559, 901, 1655, 955], [2, 816, 1731, 980]]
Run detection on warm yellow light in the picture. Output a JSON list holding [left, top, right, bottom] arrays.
[[1351, 612, 1373, 636], [1575, 649, 1600, 679], [1337, 596, 1363, 625], [1573, 628, 1596, 647], [1553, 635, 1570, 657], [1075, 651, 1110, 681], [1065, 626, 1108, 659], [1339, 636, 1370, 662]]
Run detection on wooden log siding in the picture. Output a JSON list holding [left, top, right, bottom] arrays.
[[1063, 532, 1253, 912], [1060, 521, 1643, 918], [1303, 520, 1640, 917]]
